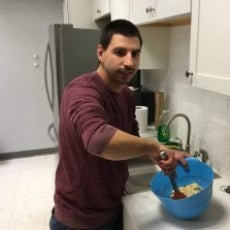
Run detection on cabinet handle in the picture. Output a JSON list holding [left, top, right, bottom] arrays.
[[96, 9, 101, 14], [185, 71, 193, 78], [146, 6, 155, 14]]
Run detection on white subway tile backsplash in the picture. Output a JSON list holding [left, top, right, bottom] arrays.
[[202, 95, 228, 115], [169, 54, 188, 68]]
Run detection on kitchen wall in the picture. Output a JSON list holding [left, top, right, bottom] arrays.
[[142, 25, 230, 181]]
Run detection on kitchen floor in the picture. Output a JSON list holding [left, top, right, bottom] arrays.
[[0, 153, 57, 230]]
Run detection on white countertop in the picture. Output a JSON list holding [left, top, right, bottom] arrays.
[[123, 177, 230, 230]]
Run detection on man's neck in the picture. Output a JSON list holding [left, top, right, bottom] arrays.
[[96, 67, 123, 93]]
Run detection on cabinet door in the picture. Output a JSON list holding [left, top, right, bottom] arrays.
[[189, 0, 230, 96], [63, 0, 97, 29], [130, 0, 157, 25], [131, 0, 191, 26], [157, 0, 191, 21], [110, 0, 130, 21], [92, 0, 110, 20]]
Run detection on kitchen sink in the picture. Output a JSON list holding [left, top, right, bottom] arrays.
[[126, 172, 156, 194], [126, 159, 159, 194]]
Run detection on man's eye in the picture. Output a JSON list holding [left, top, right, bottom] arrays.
[[115, 50, 126, 57], [132, 51, 140, 58]]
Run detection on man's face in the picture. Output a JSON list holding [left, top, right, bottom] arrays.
[[97, 34, 141, 86]]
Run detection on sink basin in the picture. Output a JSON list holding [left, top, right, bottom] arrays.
[[126, 172, 156, 194], [126, 159, 159, 194]]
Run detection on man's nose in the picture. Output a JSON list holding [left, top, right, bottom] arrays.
[[123, 53, 134, 67]]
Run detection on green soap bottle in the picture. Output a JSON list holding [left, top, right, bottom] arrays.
[[157, 110, 170, 143]]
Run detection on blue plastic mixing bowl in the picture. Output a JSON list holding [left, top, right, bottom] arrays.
[[150, 157, 214, 219]]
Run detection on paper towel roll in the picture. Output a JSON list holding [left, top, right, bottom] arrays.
[[135, 106, 148, 133]]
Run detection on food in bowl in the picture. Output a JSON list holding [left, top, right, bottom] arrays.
[[170, 182, 202, 198], [150, 158, 214, 219]]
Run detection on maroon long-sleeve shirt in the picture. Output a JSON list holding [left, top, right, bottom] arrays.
[[54, 71, 139, 229]]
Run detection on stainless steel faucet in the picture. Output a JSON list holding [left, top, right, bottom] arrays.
[[165, 113, 191, 153]]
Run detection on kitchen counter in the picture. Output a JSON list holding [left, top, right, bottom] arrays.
[[123, 177, 230, 230]]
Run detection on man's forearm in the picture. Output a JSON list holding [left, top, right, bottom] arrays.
[[101, 129, 162, 161]]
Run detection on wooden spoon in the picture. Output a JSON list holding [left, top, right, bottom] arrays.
[[160, 151, 187, 200]]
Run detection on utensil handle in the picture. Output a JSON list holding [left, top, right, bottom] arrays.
[[159, 150, 179, 191], [159, 150, 167, 160], [169, 174, 179, 191]]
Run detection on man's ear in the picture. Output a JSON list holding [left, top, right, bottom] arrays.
[[97, 44, 104, 62]]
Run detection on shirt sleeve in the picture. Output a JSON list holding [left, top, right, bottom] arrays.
[[66, 89, 117, 157]]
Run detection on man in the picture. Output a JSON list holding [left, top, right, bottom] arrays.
[[50, 19, 189, 230]]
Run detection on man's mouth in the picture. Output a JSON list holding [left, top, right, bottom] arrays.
[[118, 68, 135, 75]]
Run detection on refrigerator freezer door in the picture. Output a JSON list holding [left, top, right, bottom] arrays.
[[50, 24, 100, 103]]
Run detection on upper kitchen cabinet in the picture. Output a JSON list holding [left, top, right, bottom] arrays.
[[110, 0, 130, 21], [63, 0, 97, 29], [188, 0, 230, 96], [92, 0, 110, 20], [130, 0, 157, 25], [130, 0, 191, 26]]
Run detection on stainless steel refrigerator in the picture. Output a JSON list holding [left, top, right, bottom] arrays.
[[44, 24, 100, 144]]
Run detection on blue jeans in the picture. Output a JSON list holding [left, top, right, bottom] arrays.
[[49, 209, 123, 230]]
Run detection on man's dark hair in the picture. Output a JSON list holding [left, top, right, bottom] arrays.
[[99, 19, 143, 50]]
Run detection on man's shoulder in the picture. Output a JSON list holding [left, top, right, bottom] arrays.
[[65, 71, 98, 90], [63, 71, 101, 98], [71, 71, 97, 84]]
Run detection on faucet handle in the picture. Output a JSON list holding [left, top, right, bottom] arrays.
[[193, 148, 209, 163], [175, 137, 183, 150]]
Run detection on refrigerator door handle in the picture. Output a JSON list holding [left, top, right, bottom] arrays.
[[44, 41, 54, 111], [48, 123, 58, 142]]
